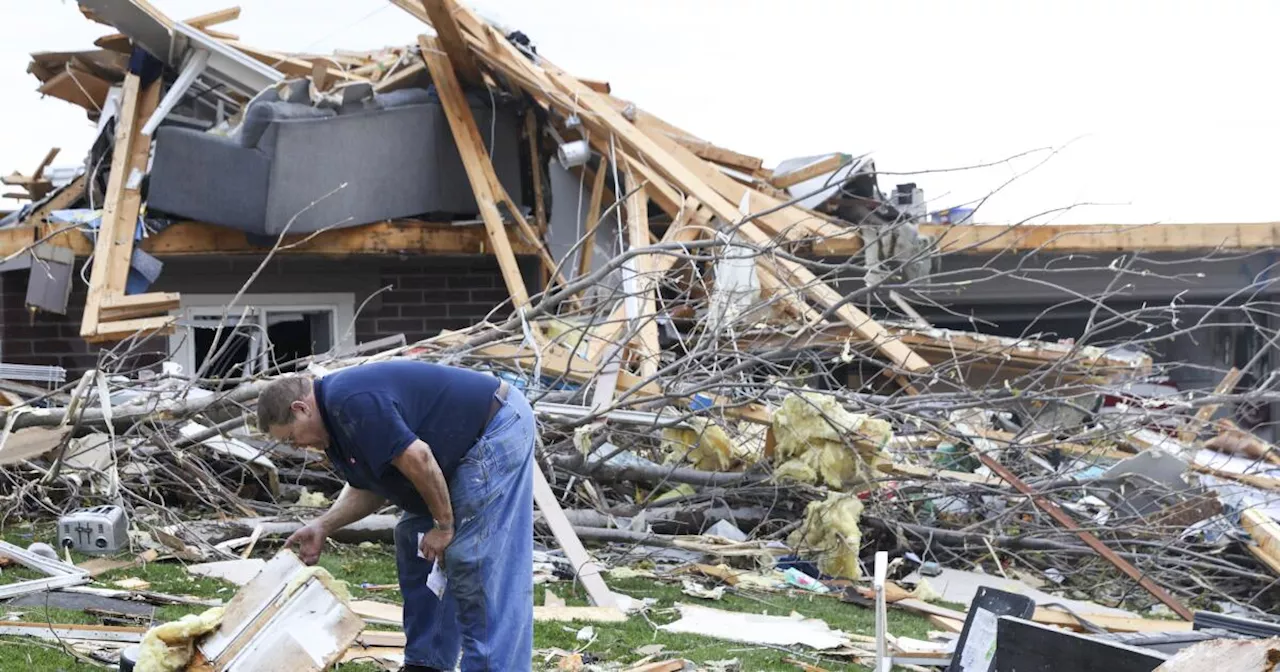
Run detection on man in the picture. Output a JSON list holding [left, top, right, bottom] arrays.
[[256, 359, 535, 672]]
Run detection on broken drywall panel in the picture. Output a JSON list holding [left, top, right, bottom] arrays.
[[217, 578, 364, 671], [658, 603, 850, 650], [198, 548, 362, 671]]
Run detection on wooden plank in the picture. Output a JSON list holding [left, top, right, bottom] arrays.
[[87, 316, 176, 344], [579, 78, 611, 94], [526, 113, 548, 235], [100, 291, 180, 319], [372, 60, 426, 92], [185, 6, 241, 29], [420, 35, 564, 301], [420, 0, 484, 86], [351, 599, 626, 625], [1241, 508, 1280, 576], [976, 451, 1193, 620], [622, 167, 660, 378], [80, 72, 147, 340], [532, 465, 616, 608], [1179, 367, 1242, 443], [818, 222, 1280, 256], [770, 153, 849, 189], [576, 159, 610, 281], [4, 219, 540, 259]]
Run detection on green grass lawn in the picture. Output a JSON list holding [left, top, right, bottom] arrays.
[[0, 522, 941, 671]]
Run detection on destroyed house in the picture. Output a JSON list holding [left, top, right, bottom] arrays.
[[0, 0, 1272, 432]]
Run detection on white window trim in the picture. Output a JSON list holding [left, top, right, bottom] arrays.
[[169, 292, 357, 377]]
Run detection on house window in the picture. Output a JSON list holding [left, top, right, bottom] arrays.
[[170, 293, 356, 383]]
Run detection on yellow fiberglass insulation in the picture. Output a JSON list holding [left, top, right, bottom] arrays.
[[283, 565, 353, 604], [661, 417, 737, 471], [789, 492, 865, 579], [136, 607, 225, 672], [771, 392, 892, 490]]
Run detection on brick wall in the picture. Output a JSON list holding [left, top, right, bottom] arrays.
[[0, 255, 537, 376], [352, 256, 537, 345]]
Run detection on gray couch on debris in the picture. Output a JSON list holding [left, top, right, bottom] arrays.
[[147, 86, 524, 235]]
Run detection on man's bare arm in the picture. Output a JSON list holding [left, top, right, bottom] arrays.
[[390, 440, 454, 530], [314, 484, 386, 535]]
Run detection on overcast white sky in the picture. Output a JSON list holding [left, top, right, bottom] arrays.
[[2, 0, 1277, 224]]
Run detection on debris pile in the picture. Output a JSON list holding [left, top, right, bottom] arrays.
[[0, 0, 1278, 670]]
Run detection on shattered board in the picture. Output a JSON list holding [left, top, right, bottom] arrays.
[[658, 603, 849, 649]]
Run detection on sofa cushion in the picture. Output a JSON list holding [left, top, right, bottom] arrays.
[[373, 87, 435, 109], [233, 87, 281, 147], [241, 102, 337, 150]]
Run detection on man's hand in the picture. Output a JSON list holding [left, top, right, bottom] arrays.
[[419, 526, 454, 565], [285, 523, 327, 565]]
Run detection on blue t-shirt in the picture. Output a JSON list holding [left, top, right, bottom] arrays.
[[314, 359, 501, 514]]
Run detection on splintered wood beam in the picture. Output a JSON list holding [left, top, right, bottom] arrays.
[[622, 166, 660, 378], [540, 68, 929, 382], [419, 35, 566, 292], [80, 73, 160, 341], [577, 159, 609, 280], [770, 153, 849, 189], [420, 35, 544, 341], [100, 292, 181, 321], [419, 0, 484, 87]]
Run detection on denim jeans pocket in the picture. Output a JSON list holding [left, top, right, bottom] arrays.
[[451, 445, 493, 526]]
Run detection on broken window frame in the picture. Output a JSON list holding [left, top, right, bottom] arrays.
[[0, 540, 91, 599], [168, 293, 356, 378]]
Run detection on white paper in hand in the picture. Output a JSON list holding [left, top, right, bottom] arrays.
[[427, 560, 447, 598], [417, 532, 448, 598]]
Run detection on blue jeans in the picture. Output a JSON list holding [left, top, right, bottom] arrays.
[[394, 385, 535, 671]]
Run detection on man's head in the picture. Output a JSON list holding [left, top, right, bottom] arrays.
[[257, 375, 329, 449]]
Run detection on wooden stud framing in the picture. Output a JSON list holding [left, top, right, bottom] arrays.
[[80, 72, 176, 343], [622, 166, 661, 378]]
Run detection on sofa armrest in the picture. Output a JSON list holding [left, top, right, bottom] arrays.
[[148, 127, 272, 233]]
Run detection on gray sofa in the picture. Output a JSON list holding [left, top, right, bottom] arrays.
[[147, 86, 524, 235]]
